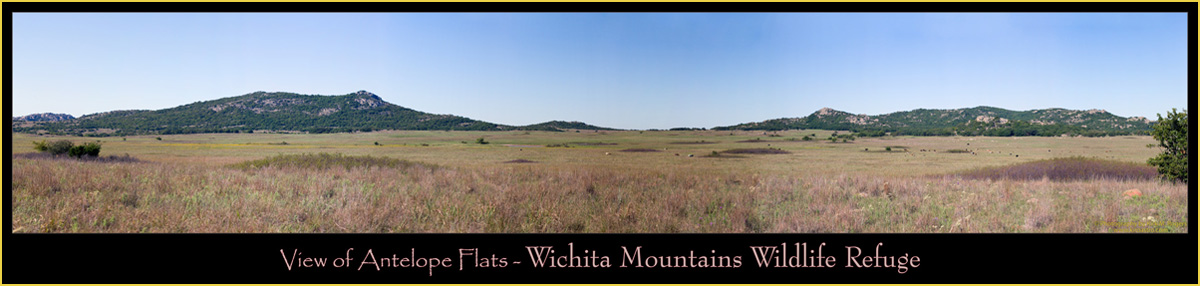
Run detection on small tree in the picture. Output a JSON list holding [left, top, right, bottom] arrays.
[[1147, 108, 1187, 183], [476, 137, 489, 144]]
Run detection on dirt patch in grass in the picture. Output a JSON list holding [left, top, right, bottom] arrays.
[[568, 142, 618, 146], [503, 159, 537, 163], [954, 156, 1158, 181], [620, 148, 662, 152], [720, 148, 791, 154], [701, 152, 745, 158], [862, 149, 907, 153], [669, 141, 718, 144], [942, 149, 971, 154], [503, 144, 543, 148]]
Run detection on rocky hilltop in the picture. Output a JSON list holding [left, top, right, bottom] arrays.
[[13, 112, 75, 122]]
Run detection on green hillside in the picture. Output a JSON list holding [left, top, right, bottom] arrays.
[[518, 120, 619, 132], [713, 106, 1154, 137], [14, 91, 499, 136], [13, 91, 623, 136]]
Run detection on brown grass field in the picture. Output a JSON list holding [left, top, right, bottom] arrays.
[[8, 130, 1188, 233]]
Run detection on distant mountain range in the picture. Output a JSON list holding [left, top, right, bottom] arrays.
[[12, 91, 1155, 137], [11, 90, 616, 136], [713, 106, 1154, 136]]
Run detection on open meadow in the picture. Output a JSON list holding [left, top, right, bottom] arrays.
[[9, 130, 1188, 233]]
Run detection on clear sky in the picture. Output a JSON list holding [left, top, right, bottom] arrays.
[[12, 13, 1188, 129]]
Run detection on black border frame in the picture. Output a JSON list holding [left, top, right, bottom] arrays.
[[4, 2, 1196, 283]]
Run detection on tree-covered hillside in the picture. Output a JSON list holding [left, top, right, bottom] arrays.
[[713, 106, 1154, 137], [13, 91, 624, 136], [13, 91, 510, 136], [518, 120, 619, 132]]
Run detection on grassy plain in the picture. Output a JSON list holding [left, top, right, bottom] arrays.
[[9, 130, 1188, 233]]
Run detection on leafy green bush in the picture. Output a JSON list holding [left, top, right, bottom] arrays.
[[32, 140, 48, 152], [1147, 108, 1187, 183], [33, 140, 75, 155], [476, 137, 489, 144], [32, 140, 100, 158], [68, 142, 102, 158]]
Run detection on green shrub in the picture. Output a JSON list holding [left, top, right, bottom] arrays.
[[68, 142, 102, 158], [33, 140, 99, 158], [32, 140, 48, 152], [476, 137, 489, 144], [38, 140, 75, 155]]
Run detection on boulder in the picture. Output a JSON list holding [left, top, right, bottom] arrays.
[[1122, 189, 1142, 197]]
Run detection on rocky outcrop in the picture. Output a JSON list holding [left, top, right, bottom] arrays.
[[13, 113, 75, 122]]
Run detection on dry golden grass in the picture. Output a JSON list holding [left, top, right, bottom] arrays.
[[8, 130, 1188, 233]]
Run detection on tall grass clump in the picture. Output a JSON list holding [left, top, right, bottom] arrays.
[[956, 156, 1158, 181], [231, 153, 434, 171]]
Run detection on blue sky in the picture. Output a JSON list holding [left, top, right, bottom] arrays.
[[12, 13, 1188, 129]]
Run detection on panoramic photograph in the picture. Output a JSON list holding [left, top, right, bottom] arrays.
[[9, 12, 1188, 233]]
